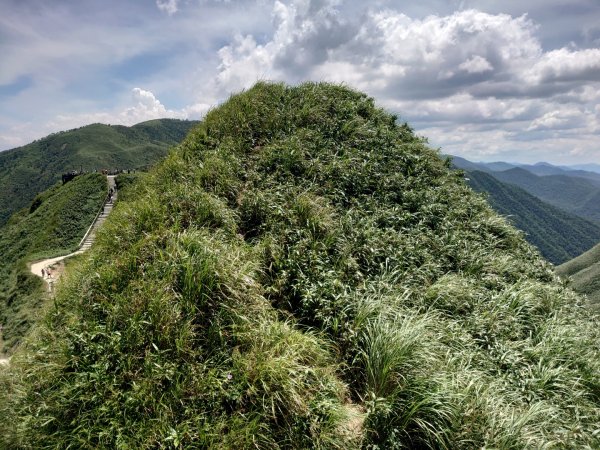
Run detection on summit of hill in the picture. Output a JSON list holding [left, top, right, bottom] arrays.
[[1, 82, 598, 449]]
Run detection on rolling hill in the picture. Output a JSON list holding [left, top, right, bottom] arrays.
[[1, 82, 597, 448], [466, 170, 600, 264], [557, 242, 600, 308], [0, 118, 198, 226], [0, 174, 107, 354]]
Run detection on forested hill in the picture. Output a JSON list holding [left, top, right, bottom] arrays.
[[0, 118, 198, 226], [1, 82, 597, 448], [466, 170, 600, 264]]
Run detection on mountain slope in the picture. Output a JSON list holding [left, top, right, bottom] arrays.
[[1, 83, 598, 449], [0, 119, 198, 226], [0, 174, 107, 354], [491, 167, 600, 223], [466, 170, 600, 264], [557, 243, 600, 307]]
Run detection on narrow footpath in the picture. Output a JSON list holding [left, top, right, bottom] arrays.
[[30, 175, 117, 291]]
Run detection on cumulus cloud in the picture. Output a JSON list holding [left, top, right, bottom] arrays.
[[526, 108, 582, 131], [201, 1, 600, 162], [122, 88, 172, 123], [526, 48, 600, 83], [156, 0, 179, 15], [459, 56, 494, 74]]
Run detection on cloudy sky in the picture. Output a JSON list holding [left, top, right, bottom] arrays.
[[1, 0, 600, 164]]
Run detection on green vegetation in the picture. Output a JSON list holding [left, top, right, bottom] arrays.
[[491, 168, 600, 223], [466, 170, 600, 264], [0, 174, 107, 354], [557, 242, 600, 308], [114, 172, 148, 202], [0, 118, 198, 226], [1, 82, 598, 448]]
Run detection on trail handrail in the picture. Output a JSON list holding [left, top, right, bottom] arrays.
[[77, 193, 111, 248]]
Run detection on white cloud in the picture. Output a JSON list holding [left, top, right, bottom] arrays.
[[526, 47, 600, 83], [196, 2, 599, 163], [156, 0, 180, 15], [209, 6, 547, 100], [459, 55, 494, 74], [122, 88, 172, 123], [182, 102, 212, 118], [53, 87, 199, 128]]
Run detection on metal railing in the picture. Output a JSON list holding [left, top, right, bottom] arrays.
[[77, 193, 111, 248]]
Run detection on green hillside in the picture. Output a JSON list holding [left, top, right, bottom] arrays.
[[0, 118, 198, 226], [466, 170, 600, 264], [491, 168, 600, 223], [0, 174, 107, 354], [1, 83, 598, 448], [557, 243, 600, 308]]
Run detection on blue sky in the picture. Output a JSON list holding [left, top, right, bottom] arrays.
[[1, 0, 600, 165]]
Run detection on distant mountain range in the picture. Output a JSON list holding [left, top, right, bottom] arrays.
[[0, 119, 198, 226], [450, 156, 600, 182], [451, 155, 600, 264]]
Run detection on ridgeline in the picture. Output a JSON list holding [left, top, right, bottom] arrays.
[[1, 83, 598, 448]]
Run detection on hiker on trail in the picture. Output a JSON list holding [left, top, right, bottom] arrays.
[[41, 268, 45, 278]]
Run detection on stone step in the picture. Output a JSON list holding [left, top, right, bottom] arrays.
[[76, 176, 117, 252]]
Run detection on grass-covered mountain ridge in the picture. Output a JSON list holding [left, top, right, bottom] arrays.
[[0, 118, 198, 226], [1, 82, 598, 448]]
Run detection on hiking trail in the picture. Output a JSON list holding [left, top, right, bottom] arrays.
[[29, 175, 117, 291]]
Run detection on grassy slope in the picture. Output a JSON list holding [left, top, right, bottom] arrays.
[[466, 170, 600, 264], [1, 83, 598, 449], [0, 118, 198, 226], [491, 168, 600, 223], [557, 243, 600, 307], [0, 174, 107, 354]]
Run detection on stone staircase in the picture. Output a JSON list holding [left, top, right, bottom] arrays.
[[78, 175, 117, 251]]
